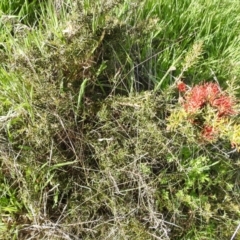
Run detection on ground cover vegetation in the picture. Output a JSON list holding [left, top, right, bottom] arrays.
[[0, 0, 240, 239]]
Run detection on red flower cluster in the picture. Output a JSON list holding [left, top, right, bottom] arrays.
[[211, 95, 236, 117], [177, 81, 237, 142], [181, 82, 236, 117]]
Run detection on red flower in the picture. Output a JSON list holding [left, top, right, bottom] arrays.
[[177, 81, 187, 92], [182, 82, 231, 115], [184, 85, 206, 113], [175, 81, 238, 144], [201, 125, 216, 140], [204, 82, 220, 102], [211, 95, 236, 117]]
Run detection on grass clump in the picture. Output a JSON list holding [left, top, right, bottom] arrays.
[[0, 0, 240, 239]]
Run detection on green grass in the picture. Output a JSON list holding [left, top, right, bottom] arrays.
[[0, 0, 240, 239]]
